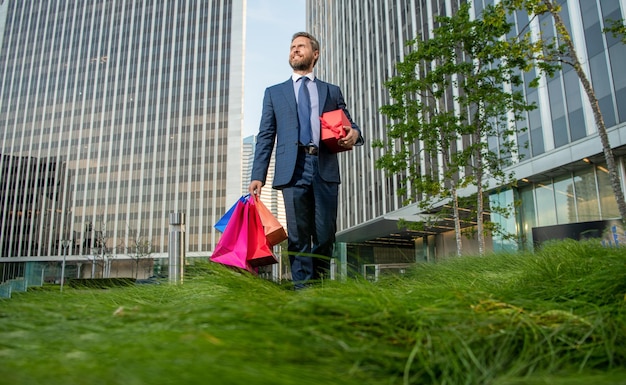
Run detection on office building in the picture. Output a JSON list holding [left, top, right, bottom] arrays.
[[0, 0, 245, 281], [308, 0, 626, 266]]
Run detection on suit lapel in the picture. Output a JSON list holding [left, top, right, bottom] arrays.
[[280, 79, 297, 115]]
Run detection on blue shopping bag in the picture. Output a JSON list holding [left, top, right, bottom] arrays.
[[214, 195, 248, 232]]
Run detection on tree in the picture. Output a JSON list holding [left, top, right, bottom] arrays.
[[127, 229, 153, 279], [503, 0, 626, 222], [93, 220, 111, 278], [377, 3, 539, 255]]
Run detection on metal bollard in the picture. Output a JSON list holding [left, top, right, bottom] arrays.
[[168, 212, 186, 284], [330, 258, 336, 280]]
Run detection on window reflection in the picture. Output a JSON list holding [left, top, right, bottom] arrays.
[[519, 187, 536, 249], [574, 168, 601, 221], [553, 175, 576, 224], [596, 164, 620, 219], [535, 181, 557, 226], [489, 189, 518, 252], [518, 157, 625, 247]]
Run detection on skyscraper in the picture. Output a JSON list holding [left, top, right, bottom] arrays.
[[308, 0, 626, 260], [0, 0, 245, 279]]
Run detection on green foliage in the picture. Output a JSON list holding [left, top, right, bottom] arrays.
[[1, 242, 625, 384], [604, 18, 626, 45], [498, 0, 577, 73]]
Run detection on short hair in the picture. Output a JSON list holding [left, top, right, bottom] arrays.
[[291, 32, 320, 52]]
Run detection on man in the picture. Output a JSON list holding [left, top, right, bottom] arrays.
[[248, 32, 363, 289]]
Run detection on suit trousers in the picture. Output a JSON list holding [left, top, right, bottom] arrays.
[[282, 151, 339, 288]]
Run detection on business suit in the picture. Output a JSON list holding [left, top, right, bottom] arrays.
[[250, 77, 363, 286]]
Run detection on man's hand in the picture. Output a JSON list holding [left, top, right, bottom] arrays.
[[249, 180, 263, 196], [338, 126, 359, 149]]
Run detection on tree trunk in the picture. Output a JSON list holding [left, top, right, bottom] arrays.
[[474, 132, 486, 256], [545, 0, 626, 222], [437, 110, 463, 256], [451, 186, 463, 256], [435, 92, 464, 256]]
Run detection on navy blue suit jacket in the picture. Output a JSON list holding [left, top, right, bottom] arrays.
[[251, 78, 362, 189]]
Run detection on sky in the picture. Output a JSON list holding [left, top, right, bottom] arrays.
[[243, 0, 306, 137]]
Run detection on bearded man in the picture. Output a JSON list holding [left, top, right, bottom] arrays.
[[248, 32, 364, 289]]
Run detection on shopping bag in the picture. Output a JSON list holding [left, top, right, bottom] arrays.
[[210, 199, 253, 271], [246, 198, 279, 267], [254, 196, 288, 246], [214, 195, 248, 232]]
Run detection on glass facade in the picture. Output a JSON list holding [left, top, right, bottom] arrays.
[[517, 161, 623, 245], [308, 0, 626, 253], [0, 1, 244, 263]]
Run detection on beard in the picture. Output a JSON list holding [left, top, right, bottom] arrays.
[[289, 55, 314, 71]]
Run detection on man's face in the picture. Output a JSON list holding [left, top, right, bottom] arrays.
[[289, 36, 319, 72]]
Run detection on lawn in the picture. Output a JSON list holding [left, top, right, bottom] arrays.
[[1, 240, 625, 385]]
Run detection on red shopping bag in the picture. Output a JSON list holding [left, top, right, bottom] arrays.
[[210, 199, 252, 271], [246, 198, 279, 267], [254, 196, 288, 246]]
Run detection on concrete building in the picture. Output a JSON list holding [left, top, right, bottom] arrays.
[[307, 0, 626, 272], [0, 0, 245, 282]]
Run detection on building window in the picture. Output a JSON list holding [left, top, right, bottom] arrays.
[[574, 167, 601, 221]]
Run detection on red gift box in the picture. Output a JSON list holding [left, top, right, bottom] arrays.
[[320, 109, 351, 153]]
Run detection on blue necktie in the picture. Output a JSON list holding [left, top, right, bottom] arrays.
[[298, 77, 312, 145]]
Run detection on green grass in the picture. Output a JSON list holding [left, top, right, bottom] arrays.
[[1, 239, 625, 385]]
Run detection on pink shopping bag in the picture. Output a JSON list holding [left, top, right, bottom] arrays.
[[210, 198, 253, 271]]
